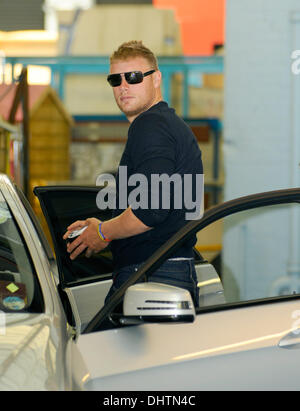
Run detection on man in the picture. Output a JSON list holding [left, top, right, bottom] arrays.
[[63, 41, 203, 307]]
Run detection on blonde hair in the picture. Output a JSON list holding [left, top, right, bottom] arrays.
[[110, 41, 158, 70]]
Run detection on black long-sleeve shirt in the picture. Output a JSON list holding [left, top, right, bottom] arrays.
[[111, 101, 203, 270]]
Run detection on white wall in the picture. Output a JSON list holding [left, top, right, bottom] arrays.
[[223, 0, 300, 300]]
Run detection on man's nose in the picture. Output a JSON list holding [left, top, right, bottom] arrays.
[[119, 73, 129, 88]]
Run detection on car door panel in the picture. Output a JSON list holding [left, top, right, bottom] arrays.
[[76, 298, 300, 390]]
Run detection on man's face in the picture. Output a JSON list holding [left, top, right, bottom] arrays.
[[109, 57, 161, 122]]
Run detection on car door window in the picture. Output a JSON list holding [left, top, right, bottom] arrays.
[[0, 195, 44, 314], [196, 202, 300, 308], [34, 187, 114, 286]]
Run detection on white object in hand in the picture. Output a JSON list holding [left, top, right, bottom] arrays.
[[67, 226, 88, 239]]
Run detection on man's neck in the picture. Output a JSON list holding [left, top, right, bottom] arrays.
[[127, 96, 163, 123]]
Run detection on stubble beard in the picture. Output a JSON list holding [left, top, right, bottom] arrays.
[[117, 95, 157, 121]]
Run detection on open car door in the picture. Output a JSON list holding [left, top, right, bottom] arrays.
[[34, 186, 114, 332]]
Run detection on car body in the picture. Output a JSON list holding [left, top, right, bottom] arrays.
[[0, 174, 299, 391]]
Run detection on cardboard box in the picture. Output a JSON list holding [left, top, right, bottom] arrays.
[[57, 5, 182, 56]]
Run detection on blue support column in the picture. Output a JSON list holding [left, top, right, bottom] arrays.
[[58, 66, 65, 101], [161, 70, 172, 105], [182, 67, 189, 117]]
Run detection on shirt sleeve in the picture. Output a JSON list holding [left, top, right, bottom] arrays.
[[128, 113, 176, 227]]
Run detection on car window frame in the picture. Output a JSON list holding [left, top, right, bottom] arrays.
[[15, 185, 55, 262]]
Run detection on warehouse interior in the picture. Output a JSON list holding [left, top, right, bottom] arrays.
[[0, 0, 299, 303]]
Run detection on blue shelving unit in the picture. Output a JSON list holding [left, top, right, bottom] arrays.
[[5, 55, 223, 117]]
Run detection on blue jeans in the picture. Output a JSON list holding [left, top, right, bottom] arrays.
[[105, 259, 199, 308]]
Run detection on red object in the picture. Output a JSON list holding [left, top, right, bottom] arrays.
[[153, 0, 225, 55]]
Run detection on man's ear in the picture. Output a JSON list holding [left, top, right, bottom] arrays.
[[153, 70, 162, 88]]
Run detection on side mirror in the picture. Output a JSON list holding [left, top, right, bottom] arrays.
[[110, 282, 196, 326]]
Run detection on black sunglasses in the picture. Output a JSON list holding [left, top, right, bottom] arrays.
[[107, 69, 156, 87]]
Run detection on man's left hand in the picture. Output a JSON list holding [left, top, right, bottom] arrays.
[[63, 217, 110, 260]]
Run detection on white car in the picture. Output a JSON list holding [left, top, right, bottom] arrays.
[[0, 174, 299, 391]]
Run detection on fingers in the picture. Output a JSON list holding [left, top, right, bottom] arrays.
[[64, 218, 105, 260], [68, 238, 108, 260], [69, 242, 87, 260], [85, 248, 94, 258]]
